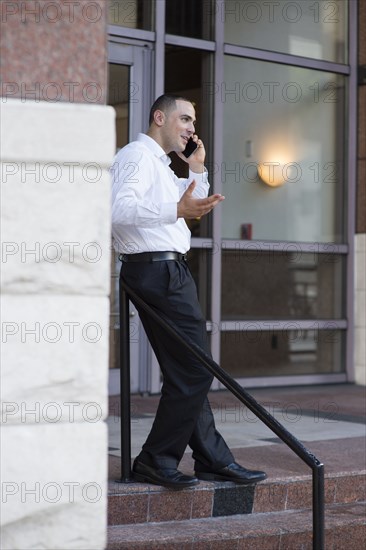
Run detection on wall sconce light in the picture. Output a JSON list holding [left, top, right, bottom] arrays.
[[257, 162, 286, 187]]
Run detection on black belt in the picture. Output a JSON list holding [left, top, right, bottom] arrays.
[[119, 251, 187, 263]]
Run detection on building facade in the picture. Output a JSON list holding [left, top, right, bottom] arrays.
[[0, 1, 365, 548], [107, 0, 366, 392]]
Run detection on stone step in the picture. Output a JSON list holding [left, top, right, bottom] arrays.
[[107, 501, 366, 549], [108, 471, 366, 526]]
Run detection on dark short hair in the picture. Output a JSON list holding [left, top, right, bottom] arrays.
[[149, 94, 192, 125]]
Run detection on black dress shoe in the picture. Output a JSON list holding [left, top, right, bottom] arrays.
[[195, 462, 267, 484], [132, 459, 199, 490]]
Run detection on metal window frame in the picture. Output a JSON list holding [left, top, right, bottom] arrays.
[[228, 372, 347, 388], [108, 24, 155, 42], [165, 34, 216, 51], [209, 0, 357, 387], [221, 320, 348, 331], [108, 0, 358, 388], [224, 44, 351, 74], [344, 0, 358, 383]]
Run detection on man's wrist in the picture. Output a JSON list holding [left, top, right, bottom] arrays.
[[189, 162, 205, 173], [189, 166, 208, 184]]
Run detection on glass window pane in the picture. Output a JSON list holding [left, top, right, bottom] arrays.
[[108, 63, 130, 150], [165, 45, 214, 237], [187, 247, 212, 319], [108, 0, 155, 30], [221, 56, 346, 243], [109, 250, 120, 370], [166, 0, 214, 40], [221, 328, 344, 377], [224, 0, 347, 63], [221, 248, 344, 320], [108, 63, 131, 369]]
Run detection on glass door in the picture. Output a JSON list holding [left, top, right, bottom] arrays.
[[107, 40, 158, 394]]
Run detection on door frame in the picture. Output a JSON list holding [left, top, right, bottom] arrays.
[[108, 38, 161, 395]]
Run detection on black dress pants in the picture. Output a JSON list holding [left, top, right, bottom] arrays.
[[121, 258, 234, 470]]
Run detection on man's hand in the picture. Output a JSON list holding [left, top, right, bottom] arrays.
[[177, 181, 225, 219]]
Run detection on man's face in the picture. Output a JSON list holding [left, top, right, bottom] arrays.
[[160, 100, 196, 153]]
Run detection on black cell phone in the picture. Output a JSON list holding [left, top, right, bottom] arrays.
[[182, 138, 198, 158]]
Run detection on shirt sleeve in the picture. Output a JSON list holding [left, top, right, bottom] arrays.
[[175, 167, 210, 199], [111, 148, 177, 228]]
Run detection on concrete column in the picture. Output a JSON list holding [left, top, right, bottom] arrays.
[[355, 0, 366, 385], [354, 235, 366, 385], [1, 98, 115, 549]]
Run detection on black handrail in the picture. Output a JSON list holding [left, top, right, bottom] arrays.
[[118, 278, 325, 550]]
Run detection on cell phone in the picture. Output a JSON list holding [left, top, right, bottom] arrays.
[[182, 138, 198, 158]]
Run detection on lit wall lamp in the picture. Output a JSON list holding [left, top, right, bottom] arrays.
[[257, 162, 287, 187]]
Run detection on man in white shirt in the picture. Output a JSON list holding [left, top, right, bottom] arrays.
[[111, 95, 267, 489]]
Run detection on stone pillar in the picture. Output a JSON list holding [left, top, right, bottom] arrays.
[[0, 99, 115, 548], [1, 1, 114, 546], [355, 0, 366, 385], [355, 236, 366, 385]]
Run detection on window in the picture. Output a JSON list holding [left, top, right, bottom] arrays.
[[221, 328, 344, 377], [223, 0, 347, 63], [221, 248, 344, 320], [221, 57, 346, 243], [107, 0, 354, 389], [108, 0, 155, 30], [108, 64, 130, 149], [166, 0, 214, 40], [165, 45, 214, 238]]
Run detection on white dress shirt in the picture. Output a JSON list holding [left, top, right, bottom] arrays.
[[111, 133, 209, 254]]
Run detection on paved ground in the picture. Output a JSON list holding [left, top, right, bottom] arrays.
[[108, 383, 366, 480]]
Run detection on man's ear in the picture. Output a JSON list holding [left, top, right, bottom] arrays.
[[153, 109, 165, 127]]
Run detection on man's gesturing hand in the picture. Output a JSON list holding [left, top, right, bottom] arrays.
[[177, 180, 225, 219]]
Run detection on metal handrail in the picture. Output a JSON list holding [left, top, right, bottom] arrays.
[[118, 278, 324, 550]]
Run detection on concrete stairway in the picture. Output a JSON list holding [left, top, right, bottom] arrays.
[[107, 386, 366, 548], [107, 464, 365, 548], [107, 505, 364, 549]]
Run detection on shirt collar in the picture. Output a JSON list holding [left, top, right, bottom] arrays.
[[137, 133, 171, 166]]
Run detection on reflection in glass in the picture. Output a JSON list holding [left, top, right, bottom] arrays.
[[166, 0, 214, 40], [221, 248, 344, 320], [187, 248, 212, 320], [109, 250, 121, 370], [108, 64, 130, 150], [165, 45, 214, 238], [224, 0, 347, 63], [108, 0, 154, 30], [221, 328, 344, 377], [108, 63, 131, 369], [222, 57, 346, 243]]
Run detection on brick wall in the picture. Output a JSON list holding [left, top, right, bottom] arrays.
[[0, 0, 107, 104]]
